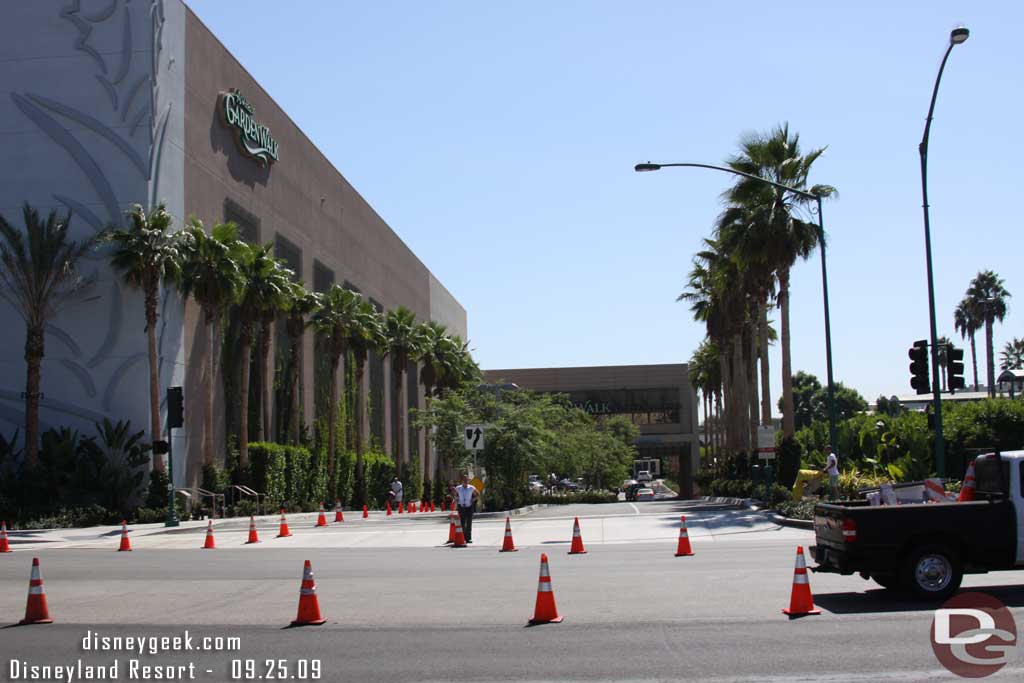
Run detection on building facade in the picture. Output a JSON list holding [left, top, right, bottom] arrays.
[[482, 364, 699, 496], [0, 2, 466, 487]]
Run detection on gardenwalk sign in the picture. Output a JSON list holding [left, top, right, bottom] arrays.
[[220, 89, 279, 166]]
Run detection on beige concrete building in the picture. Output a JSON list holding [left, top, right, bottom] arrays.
[[482, 364, 699, 496], [0, 1, 465, 487]]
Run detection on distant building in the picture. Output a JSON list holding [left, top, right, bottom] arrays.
[[482, 364, 699, 497]]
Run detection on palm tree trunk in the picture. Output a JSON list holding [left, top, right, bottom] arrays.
[[986, 318, 995, 397], [748, 326, 758, 450], [24, 326, 44, 468], [969, 330, 979, 391], [204, 309, 216, 466], [289, 337, 301, 445], [715, 390, 723, 464], [354, 364, 366, 508], [145, 285, 164, 471], [327, 353, 340, 500], [394, 368, 405, 479], [778, 268, 796, 438], [258, 322, 271, 442], [759, 299, 771, 425], [239, 325, 253, 468]]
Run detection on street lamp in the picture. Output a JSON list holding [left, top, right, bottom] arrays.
[[919, 26, 969, 477], [635, 161, 838, 450]]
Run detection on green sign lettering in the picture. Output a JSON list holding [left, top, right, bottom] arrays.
[[220, 90, 279, 166]]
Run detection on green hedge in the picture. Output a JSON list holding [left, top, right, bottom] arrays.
[[527, 491, 618, 505]]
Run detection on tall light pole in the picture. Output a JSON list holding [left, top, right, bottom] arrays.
[[919, 26, 969, 477], [635, 161, 838, 450]]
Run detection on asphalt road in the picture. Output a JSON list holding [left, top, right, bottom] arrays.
[[2, 501, 1023, 682]]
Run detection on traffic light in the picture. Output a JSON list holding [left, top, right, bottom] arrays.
[[947, 344, 966, 394], [167, 386, 184, 429], [908, 340, 930, 395]]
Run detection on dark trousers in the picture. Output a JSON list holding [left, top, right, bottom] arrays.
[[458, 505, 474, 541]]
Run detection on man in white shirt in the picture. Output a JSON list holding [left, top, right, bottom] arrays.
[[820, 446, 839, 500], [454, 473, 479, 543]]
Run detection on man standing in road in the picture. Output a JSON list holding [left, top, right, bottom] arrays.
[[820, 446, 839, 500], [455, 473, 479, 543]]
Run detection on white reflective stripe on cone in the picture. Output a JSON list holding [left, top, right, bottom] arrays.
[[539, 564, 550, 578], [537, 582, 552, 592], [793, 574, 809, 585], [795, 554, 807, 569], [300, 587, 316, 595], [29, 585, 45, 595]]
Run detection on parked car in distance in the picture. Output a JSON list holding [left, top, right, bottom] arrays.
[[624, 482, 643, 501], [528, 480, 544, 493], [558, 478, 579, 492], [637, 470, 653, 482], [621, 479, 639, 493], [635, 487, 655, 501]]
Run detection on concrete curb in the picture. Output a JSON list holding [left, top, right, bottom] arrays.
[[476, 503, 548, 519], [699, 496, 813, 530]]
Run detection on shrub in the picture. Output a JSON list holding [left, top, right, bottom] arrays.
[[145, 469, 170, 509], [364, 450, 396, 508], [135, 507, 168, 524], [528, 490, 618, 505], [775, 500, 816, 520], [201, 463, 231, 494], [15, 504, 120, 530], [249, 442, 287, 505]]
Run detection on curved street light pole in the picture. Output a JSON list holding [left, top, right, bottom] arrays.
[[919, 26, 969, 477], [635, 161, 838, 451]]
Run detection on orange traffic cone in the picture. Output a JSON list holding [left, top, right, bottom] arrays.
[[398, 501, 404, 514], [386, 502, 392, 516], [19, 558, 53, 624], [674, 516, 694, 556], [315, 503, 328, 528], [0, 521, 11, 553], [291, 560, 327, 626], [117, 520, 132, 552], [452, 513, 467, 548], [202, 520, 216, 549], [430, 501, 435, 513], [445, 512, 456, 544], [500, 516, 518, 552], [451, 501, 456, 512], [362, 505, 368, 519], [528, 553, 563, 624], [782, 546, 821, 616], [958, 460, 977, 502], [277, 509, 292, 538], [568, 517, 586, 555], [334, 501, 344, 523], [245, 516, 260, 544]]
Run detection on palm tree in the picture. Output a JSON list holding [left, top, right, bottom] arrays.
[[954, 298, 982, 390], [346, 299, 385, 507], [0, 205, 99, 467], [417, 321, 454, 483], [966, 270, 1010, 397], [107, 203, 182, 469], [384, 306, 422, 479], [178, 219, 243, 466], [1000, 338, 1024, 371], [724, 123, 835, 439], [283, 283, 320, 445], [311, 285, 362, 499], [235, 243, 293, 468]]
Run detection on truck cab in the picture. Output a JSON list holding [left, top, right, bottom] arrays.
[[811, 451, 1024, 599]]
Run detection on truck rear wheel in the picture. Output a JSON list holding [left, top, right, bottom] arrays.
[[902, 544, 962, 601]]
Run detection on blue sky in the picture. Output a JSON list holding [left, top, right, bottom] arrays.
[[188, 1, 1022, 410]]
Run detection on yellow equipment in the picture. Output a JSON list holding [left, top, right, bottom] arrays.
[[792, 469, 826, 501]]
